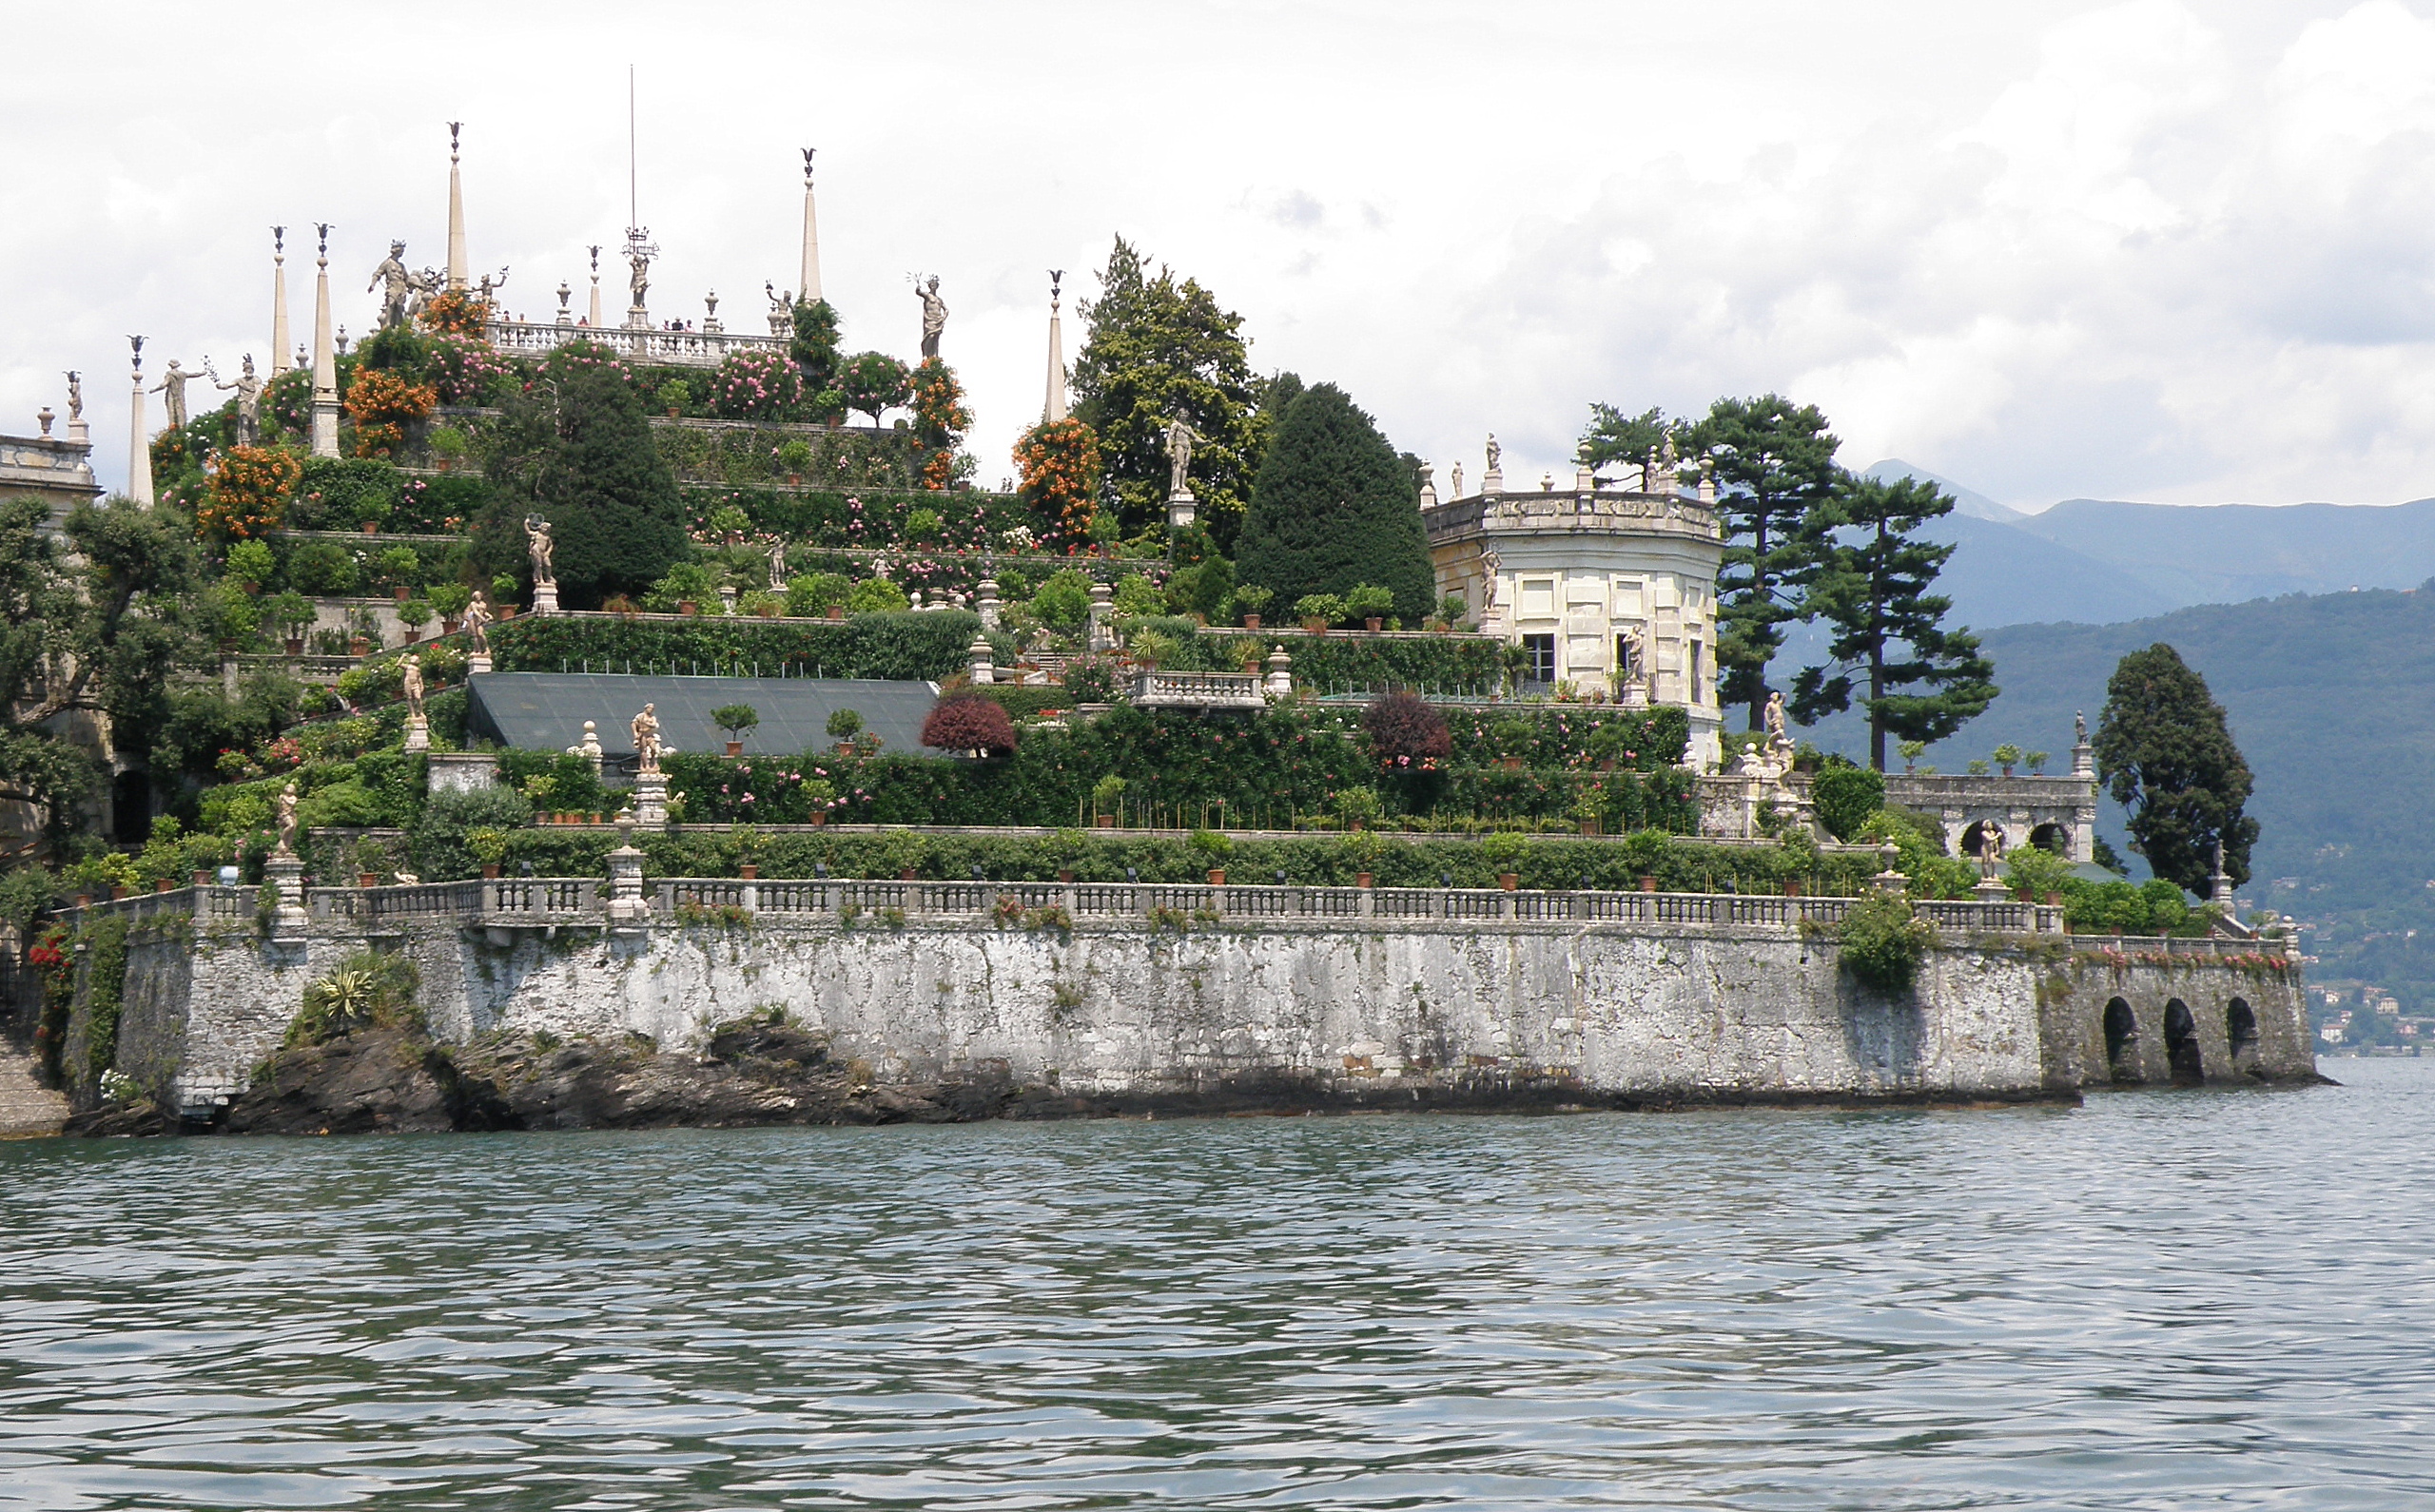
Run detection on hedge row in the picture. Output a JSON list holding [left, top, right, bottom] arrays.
[[488, 609, 984, 680]]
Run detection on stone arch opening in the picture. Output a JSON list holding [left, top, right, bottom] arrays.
[[2227, 998, 2259, 1061], [2164, 998, 2204, 1086], [2029, 823, 2070, 855], [2104, 998, 2139, 1082], [110, 769, 150, 845]]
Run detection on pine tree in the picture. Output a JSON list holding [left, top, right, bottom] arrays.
[[1574, 403, 1681, 477], [2094, 643, 2259, 898], [1790, 473, 1997, 771], [1070, 237, 1262, 548], [1681, 396, 1840, 728], [1236, 382, 1434, 621]]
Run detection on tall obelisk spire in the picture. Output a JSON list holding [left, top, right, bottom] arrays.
[[587, 245, 603, 328], [127, 337, 154, 504], [1042, 269, 1068, 423], [310, 223, 340, 458], [445, 122, 469, 291], [799, 147, 823, 304], [269, 227, 293, 378]]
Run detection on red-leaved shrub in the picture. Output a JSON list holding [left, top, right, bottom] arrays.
[[1361, 691, 1451, 769], [921, 694, 1018, 754]]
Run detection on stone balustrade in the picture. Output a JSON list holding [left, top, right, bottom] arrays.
[[1129, 669, 1269, 710], [1423, 489, 1723, 544], [482, 319, 784, 368]]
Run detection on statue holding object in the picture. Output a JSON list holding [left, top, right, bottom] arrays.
[[525, 515, 555, 587], [912, 274, 947, 359], [369, 242, 414, 329]]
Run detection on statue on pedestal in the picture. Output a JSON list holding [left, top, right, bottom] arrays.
[[213, 355, 263, 445], [461, 591, 492, 654], [64, 371, 81, 424], [768, 538, 787, 591], [477, 267, 510, 307], [1162, 415, 1202, 498], [1479, 548, 1501, 609], [632, 703, 663, 775], [400, 653, 425, 719], [628, 246, 652, 312], [369, 242, 414, 329], [149, 359, 205, 431], [1763, 689, 1794, 755], [1450, 459, 1464, 497], [913, 275, 947, 359], [276, 782, 300, 855], [524, 515, 555, 587]]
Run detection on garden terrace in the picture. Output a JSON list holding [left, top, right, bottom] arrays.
[[482, 318, 785, 368], [488, 609, 984, 683], [465, 672, 940, 764]]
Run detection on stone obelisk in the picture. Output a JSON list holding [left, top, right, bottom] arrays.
[[798, 147, 823, 304], [1042, 270, 1068, 423], [269, 227, 293, 378], [310, 223, 340, 458], [445, 122, 469, 290], [587, 245, 603, 328], [127, 337, 154, 504]]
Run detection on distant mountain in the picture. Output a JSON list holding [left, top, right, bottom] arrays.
[[1783, 584, 2435, 1009], [1859, 460, 2175, 628], [1863, 459, 2025, 523], [2017, 497, 2435, 607]]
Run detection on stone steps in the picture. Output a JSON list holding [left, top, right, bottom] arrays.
[[0, 1049, 67, 1138]]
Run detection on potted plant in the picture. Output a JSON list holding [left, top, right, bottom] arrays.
[[656, 378, 691, 418], [1482, 829, 1528, 892], [1295, 592, 1346, 633], [467, 827, 508, 879], [266, 590, 315, 655], [712, 703, 760, 757], [802, 777, 834, 824], [1993, 743, 2023, 777], [428, 425, 469, 472], [826, 708, 865, 753], [355, 836, 384, 888], [1093, 774, 1127, 829], [1898, 739, 1926, 776], [1234, 584, 1272, 631], [1332, 785, 1383, 831], [776, 436, 812, 484], [398, 596, 434, 641], [428, 581, 472, 633], [1189, 827, 1231, 886], [2025, 750, 2050, 775], [1438, 593, 1468, 633], [1346, 584, 1394, 632]]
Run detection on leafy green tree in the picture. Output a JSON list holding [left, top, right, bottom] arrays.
[[1790, 473, 1997, 771], [837, 351, 910, 426], [2093, 643, 2258, 898], [789, 298, 842, 393], [1680, 396, 1840, 727], [1575, 403, 1684, 477], [477, 341, 689, 609], [1071, 237, 1263, 547], [1236, 383, 1434, 621]]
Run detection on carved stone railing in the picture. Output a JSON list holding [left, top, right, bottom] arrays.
[[1424, 490, 1722, 543], [481, 319, 784, 369], [1129, 669, 1268, 710]]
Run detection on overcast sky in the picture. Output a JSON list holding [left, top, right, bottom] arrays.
[[10, 0, 2435, 511]]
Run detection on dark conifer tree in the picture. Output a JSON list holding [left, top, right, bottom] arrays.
[[1790, 473, 1997, 771], [2094, 643, 2259, 898], [1236, 382, 1434, 621], [1680, 396, 1840, 727]]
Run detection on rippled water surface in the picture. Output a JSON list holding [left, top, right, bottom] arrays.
[[5, 1064, 2433, 1510]]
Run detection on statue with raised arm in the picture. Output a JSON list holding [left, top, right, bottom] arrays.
[[524, 514, 555, 587], [461, 590, 492, 654], [477, 266, 510, 306], [214, 354, 263, 445], [628, 246, 652, 310], [368, 242, 414, 329], [149, 359, 205, 431], [1763, 689, 1793, 753], [64, 371, 82, 423], [913, 275, 947, 359], [276, 782, 301, 856], [400, 653, 425, 719], [632, 703, 662, 775], [1162, 415, 1202, 498]]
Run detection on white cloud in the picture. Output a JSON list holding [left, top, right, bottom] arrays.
[[10, 1, 2435, 513]]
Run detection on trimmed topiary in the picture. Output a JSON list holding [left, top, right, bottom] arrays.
[[921, 694, 1017, 755]]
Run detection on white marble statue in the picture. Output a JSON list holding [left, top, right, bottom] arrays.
[[400, 654, 424, 719], [276, 782, 300, 855], [369, 242, 414, 329], [913, 275, 947, 359], [1162, 415, 1203, 498], [632, 703, 662, 775], [461, 590, 492, 654], [148, 359, 205, 431], [525, 515, 555, 587], [213, 355, 263, 446]]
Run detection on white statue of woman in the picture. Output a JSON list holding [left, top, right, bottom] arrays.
[[913, 275, 947, 359]]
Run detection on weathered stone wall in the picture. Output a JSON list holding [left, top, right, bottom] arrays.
[[91, 914, 2316, 1117]]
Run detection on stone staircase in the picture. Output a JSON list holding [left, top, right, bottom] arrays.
[[0, 1049, 67, 1138]]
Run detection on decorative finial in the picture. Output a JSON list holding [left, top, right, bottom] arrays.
[[589, 244, 600, 275], [801, 145, 815, 183], [271, 225, 285, 259], [1049, 268, 1063, 310], [127, 335, 144, 376], [449, 121, 461, 162], [314, 222, 330, 262]]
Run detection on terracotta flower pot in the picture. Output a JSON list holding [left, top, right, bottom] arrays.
[[192, 870, 211, 886], [1577, 819, 1601, 836], [361, 522, 379, 535], [110, 886, 129, 901], [2046, 891, 2063, 906], [1208, 868, 1227, 886], [1242, 613, 1261, 630], [1782, 881, 1802, 898], [1303, 618, 1327, 633], [393, 587, 410, 604], [1499, 873, 1519, 892], [285, 638, 303, 656], [441, 618, 461, 635], [811, 812, 827, 827], [1057, 869, 1074, 883], [499, 606, 516, 619], [900, 867, 918, 882], [1365, 616, 1383, 632], [725, 740, 744, 757], [350, 638, 371, 656], [828, 606, 846, 620], [679, 601, 699, 616], [155, 878, 173, 893], [1639, 875, 1657, 892], [482, 864, 500, 879], [359, 872, 380, 887], [1355, 872, 1373, 888], [74, 894, 93, 908], [1096, 815, 1115, 829], [739, 864, 758, 880]]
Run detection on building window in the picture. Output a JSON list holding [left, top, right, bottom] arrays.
[[1522, 633, 1557, 685], [1688, 640, 1704, 701]]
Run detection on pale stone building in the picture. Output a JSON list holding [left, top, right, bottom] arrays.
[[1424, 460, 1724, 769], [0, 409, 102, 530]]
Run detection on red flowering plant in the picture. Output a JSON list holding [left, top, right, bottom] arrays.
[[1015, 417, 1102, 552], [195, 444, 302, 540], [343, 366, 437, 459], [709, 348, 804, 420]]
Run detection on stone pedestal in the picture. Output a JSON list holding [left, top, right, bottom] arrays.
[[426, 750, 499, 796], [402, 714, 430, 752], [1265, 645, 1294, 701], [466, 651, 493, 675], [1085, 580, 1115, 653], [1166, 487, 1197, 533], [968, 636, 994, 687], [605, 817, 651, 932], [567, 721, 603, 775], [631, 772, 669, 825], [265, 853, 308, 940], [1974, 875, 2015, 902], [529, 583, 559, 615], [977, 579, 1000, 631], [310, 398, 340, 459]]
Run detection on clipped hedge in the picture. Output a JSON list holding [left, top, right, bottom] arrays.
[[488, 609, 983, 681]]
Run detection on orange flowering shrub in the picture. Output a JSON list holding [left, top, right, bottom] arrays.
[[195, 445, 302, 539], [344, 366, 437, 459], [417, 289, 493, 339], [911, 359, 973, 493], [1015, 417, 1102, 552]]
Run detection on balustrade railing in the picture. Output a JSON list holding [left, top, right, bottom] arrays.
[[482, 319, 783, 367]]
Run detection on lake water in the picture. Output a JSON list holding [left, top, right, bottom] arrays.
[[3, 1062, 2431, 1510]]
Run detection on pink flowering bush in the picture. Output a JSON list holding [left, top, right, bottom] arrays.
[[709, 348, 804, 420]]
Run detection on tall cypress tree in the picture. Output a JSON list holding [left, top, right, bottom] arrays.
[[1070, 237, 1262, 547], [1236, 383, 1434, 620], [2094, 643, 2258, 898], [1681, 396, 1840, 728], [1790, 473, 1997, 771]]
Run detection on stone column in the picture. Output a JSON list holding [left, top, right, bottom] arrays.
[[127, 342, 154, 506], [631, 771, 669, 825], [310, 228, 340, 459], [968, 636, 994, 687], [265, 852, 308, 941], [269, 231, 293, 378], [604, 814, 650, 932], [1086, 579, 1114, 653], [445, 125, 469, 290], [976, 579, 1000, 631], [798, 148, 823, 305], [1265, 645, 1293, 701]]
